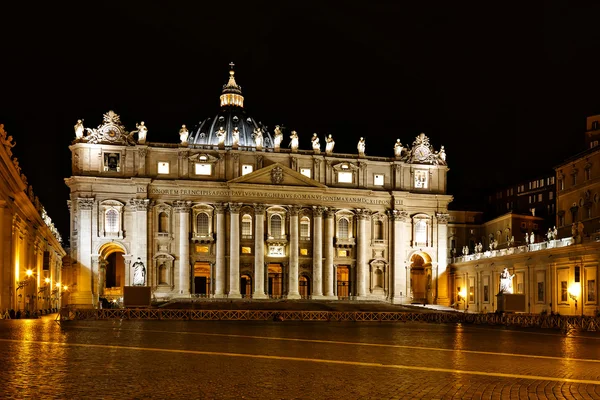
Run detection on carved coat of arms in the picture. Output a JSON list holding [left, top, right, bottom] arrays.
[[271, 166, 283, 184]]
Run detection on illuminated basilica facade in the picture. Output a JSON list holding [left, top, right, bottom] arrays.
[[65, 66, 452, 308]]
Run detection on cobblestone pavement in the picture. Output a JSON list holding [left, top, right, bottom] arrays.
[[0, 316, 599, 399]]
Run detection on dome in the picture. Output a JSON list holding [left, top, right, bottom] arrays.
[[188, 64, 273, 148]]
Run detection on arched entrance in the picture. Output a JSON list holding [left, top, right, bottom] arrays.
[[98, 242, 126, 302], [268, 264, 283, 298], [193, 262, 211, 296], [409, 252, 432, 304], [299, 274, 310, 299], [240, 274, 252, 298], [337, 266, 350, 299]]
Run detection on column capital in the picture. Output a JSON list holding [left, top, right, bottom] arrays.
[[77, 197, 94, 210], [138, 147, 148, 159], [289, 205, 302, 216], [173, 200, 191, 213], [228, 202, 243, 214], [355, 208, 371, 220], [325, 208, 336, 218], [129, 198, 150, 211], [388, 209, 410, 222], [254, 203, 266, 215], [312, 205, 325, 217], [214, 202, 226, 213], [436, 212, 450, 224]]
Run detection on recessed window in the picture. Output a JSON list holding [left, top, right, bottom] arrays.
[[241, 247, 252, 254], [241, 214, 252, 238], [195, 163, 212, 175], [300, 168, 311, 178], [158, 162, 170, 174], [374, 174, 384, 186], [104, 153, 121, 172], [242, 164, 254, 175], [300, 216, 310, 238], [105, 209, 119, 233], [196, 213, 209, 236], [338, 218, 349, 239], [338, 171, 353, 183], [270, 214, 282, 238]]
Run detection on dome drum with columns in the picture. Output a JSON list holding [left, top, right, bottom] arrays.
[[66, 64, 452, 309]]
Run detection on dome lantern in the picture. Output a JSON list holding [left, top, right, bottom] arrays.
[[220, 62, 244, 108]]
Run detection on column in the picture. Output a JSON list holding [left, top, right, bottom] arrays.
[[175, 201, 191, 296], [253, 204, 268, 298], [390, 210, 409, 304], [0, 201, 5, 310], [312, 206, 324, 298], [214, 203, 226, 298], [228, 203, 242, 298], [71, 198, 94, 308], [324, 209, 336, 298], [436, 212, 450, 305], [356, 208, 370, 299], [287, 205, 301, 299], [130, 199, 150, 282]]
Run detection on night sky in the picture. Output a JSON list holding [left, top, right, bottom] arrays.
[[2, 2, 600, 242]]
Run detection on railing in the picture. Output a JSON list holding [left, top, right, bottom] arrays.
[[57, 308, 600, 331], [452, 238, 576, 264]]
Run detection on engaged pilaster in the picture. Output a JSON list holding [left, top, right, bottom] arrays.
[[228, 202, 242, 298], [253, 204, 268, 298], [356, 208, 370, 299], [312, 206, 324, 298], [174, 200, 191, 296], [435, 212, 450, 306], [287, 205, 301, 299], [389, 209, 410, 304], [323, 208, 336, 298], [214, 203, 226, 298], [71, 198, 95, 307]]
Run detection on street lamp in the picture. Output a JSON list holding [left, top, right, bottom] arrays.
[[457, 287, 468, 311], [568, 283, 581, 312]]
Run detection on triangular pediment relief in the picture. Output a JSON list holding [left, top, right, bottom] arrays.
[[228, 163, 326, 188]]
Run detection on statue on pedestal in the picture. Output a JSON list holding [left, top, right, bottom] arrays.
[[217, 126, 226, 148], [132, 257, 146, 286], [253, 127, 263, 150], [74, 119, 85, 139], [325, 134, 335, 155], [132, 121, 148, 144], [232, 127, 240, 148], [357, 137, 366, 157], [394, 139, 403, 158], [273, 125, 283, 150], [499, 268, 515, 294], [311, 133, 320, 153], [179, 124, 189, 145], [289, 130, 299, 152]]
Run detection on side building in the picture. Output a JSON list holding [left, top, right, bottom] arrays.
[[0, 125, 66, 315], [449, 116, 600, 316], [65, 66, 453, 308]]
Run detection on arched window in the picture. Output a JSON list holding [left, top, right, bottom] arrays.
[[374, 220, 383, 240], [196, 213, 209, 236], [105, 209, 119, 233], [338, 218, 349, 239], [271, 214, 282, 238], [300, 216, 310, 238], [242, 214, 252, 237], [158, 212, 168, 233]]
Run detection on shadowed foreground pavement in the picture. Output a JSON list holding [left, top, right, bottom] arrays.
[[1, 314, 599, 400]]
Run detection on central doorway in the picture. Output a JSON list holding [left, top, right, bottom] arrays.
[[268, 264, 283, 299], [193, 262, 210, 296], [337, 266, 350, 299]]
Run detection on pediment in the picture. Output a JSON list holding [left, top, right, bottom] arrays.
[[228, 163, 326, 188]]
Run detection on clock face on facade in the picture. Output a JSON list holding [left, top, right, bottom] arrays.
[[414, 145, 430, 161]]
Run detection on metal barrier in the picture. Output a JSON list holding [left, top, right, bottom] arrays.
[[57, 308, 600, 331]]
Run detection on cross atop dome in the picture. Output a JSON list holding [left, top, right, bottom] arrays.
[[221, 62, 244, 108]]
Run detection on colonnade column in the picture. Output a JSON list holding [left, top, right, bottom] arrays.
[[253, 204, 268, 298], [390, 210, 409, 304], [228, 203, 242, 298], [356, 208, 370, 299], [324, 209, 336, 298], [435, 212, 450, 306], [175, 201, 191, 296], [214, 203, 226, 298], [287, 205, 301, 299], [312, 206, 324, 298], [70, 198, 94, 307]]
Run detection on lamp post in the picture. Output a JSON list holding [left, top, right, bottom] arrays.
[[16, 269, 36, 313], [457, 287, 468, 312], [568, 283, 581, 316]]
